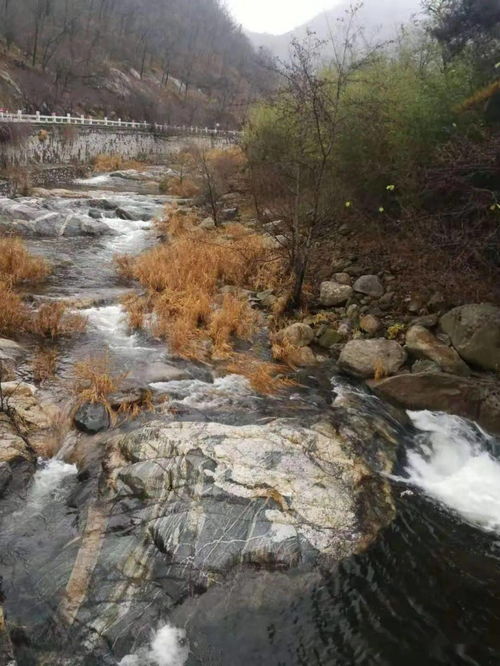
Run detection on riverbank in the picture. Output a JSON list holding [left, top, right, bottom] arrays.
[[0, 164, 499, 665]]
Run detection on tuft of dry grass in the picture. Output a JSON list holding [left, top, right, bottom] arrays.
[[209, 294, 258, 359], [373, 358, 388, 381], [0, 281, 29, 336], [0, 239, 49, 285], [30, 302, 87, 340], [32, 347, 58, 384], [226, 354, 296, 394], [271, 337, 304, 369], [160, 176, 200, 198], [93, 154, 144, 173], [73, 355, 128, 422]]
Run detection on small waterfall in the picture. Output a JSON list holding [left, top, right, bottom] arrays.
[[404, 410, 500, 533], [25, 458, 77, 513], [119, 624, 189, 666]]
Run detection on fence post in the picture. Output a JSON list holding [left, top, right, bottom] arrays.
[[17, 110, 22, 120], [118, 118, 121, 127], [36, 111, 40, 122], [104, 117, 108, 126]]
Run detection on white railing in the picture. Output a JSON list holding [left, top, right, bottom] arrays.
[[0, 110, 240, 139]]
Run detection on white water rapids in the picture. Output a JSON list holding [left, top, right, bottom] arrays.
[[404, 410, 500, 533], [119, 624, 189, 666]]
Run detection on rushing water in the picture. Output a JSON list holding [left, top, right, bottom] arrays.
[[1, 170, 500, 665]]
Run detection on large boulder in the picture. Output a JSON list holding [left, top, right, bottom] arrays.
[[276, 323, 314, 347], [440, 304, 500, 372], [353, 275, 384, 298], [320, 281, 353, 307], [74, 402, 110, 434], [339, 339, 407, 378], [406, 325, 471, 376], [370, 373, 500, 435], [63, 214, 114, 237]]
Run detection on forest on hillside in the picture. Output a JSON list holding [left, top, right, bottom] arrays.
[[243, 0, 500, 306], [0, 0, 271, 126]]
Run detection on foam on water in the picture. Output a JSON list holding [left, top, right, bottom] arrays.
[[26, 458, 77, 511], [119, 624, 189, 666], [74, 174, 111, 185], [405, 410, 500, 533], [81, 304, 139, 349], [151, 373, 254, 410]]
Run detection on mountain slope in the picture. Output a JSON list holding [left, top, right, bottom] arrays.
[[248, 0, 422, 59], [0, 0, 271, 128]]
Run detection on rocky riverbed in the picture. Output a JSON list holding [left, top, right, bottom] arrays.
[[1, 167, 500, 665]]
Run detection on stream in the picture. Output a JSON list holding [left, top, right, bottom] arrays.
[[1, 169, 500, 665]]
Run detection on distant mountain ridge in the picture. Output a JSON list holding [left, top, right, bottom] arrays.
[[247, 0, 423, 59]]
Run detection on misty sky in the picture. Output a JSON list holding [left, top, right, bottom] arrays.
[[224, 0, 336, 34]]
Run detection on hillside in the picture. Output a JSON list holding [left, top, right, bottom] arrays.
[[248, 0, 422, 59], [0, 0, 271, 128]]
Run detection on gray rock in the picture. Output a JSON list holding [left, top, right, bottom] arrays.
[[34, 212, 65, 236], [320, 281, 353, 307], [440, 304, 500, 372], [63, 214, 114, 237], [406, 325, 471, 376], [369, 373, 500, 435], [115, 206, 150, 221], [411, 359, 442, 374], [378, 292, 394, 310], [339, 339, 407, 378], [0, 462, 12, 496], [88, 208, 105, 219], [74, 402, 110, 434], [88, 198, 118, 211], [276, 323, 314, 347], [353, 275, 384, 298], [410, 313, 439, 328], [127, 362, 192, 386], [333, 272, 352, 285], [318, 328, 343, 349]]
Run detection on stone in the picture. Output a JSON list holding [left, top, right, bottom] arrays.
[[318, 328, 343, 349], [345, 264, 366, 277], [319, 281, 353, 307], [346, 304, 360, 320], [34, 212, 65, 236], [440, 304, 500, 372], [0, 462, 12, 496], [353, 275, 384, 298], [294, 346, 317, 366], [127, 362, 192, 386], [0, 337, 25, 363], [369, 373, 500, 435], [115, 206, 150, 221], [255, 289, 276, 308], [74, 402, 110, 434], [360, 315, 382, 335], [88, 208, 105, 219], [378, 292, 394, 310], [339, 339, 407, 378], [428, 291, 447, 313], [333, 272, 352, 285], [405, 325, 471, 376], [411, 359, 442, 374], [199, 216, 216, 230], [410, 313, 439, 328], [222, 207, 238, 221], [276, 323, 314, 348], [88, 198, 118, 211], [63, 214, 114, 237]]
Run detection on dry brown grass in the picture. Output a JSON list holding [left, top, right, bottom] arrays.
[[226, 354, 296, 394], [32, 347, 58, 384], [30, 302, 87, 339], [161, 176, 200, 198], [271, 337, 304, 368], [0, 281, 29, 336], [153, 206, 200, 238], [373, 358, 388, 381], [119, 221, 283, 361], [93, 154, 145, 173], [73, 355, 128, 422], [0, 239, 49, 285]]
